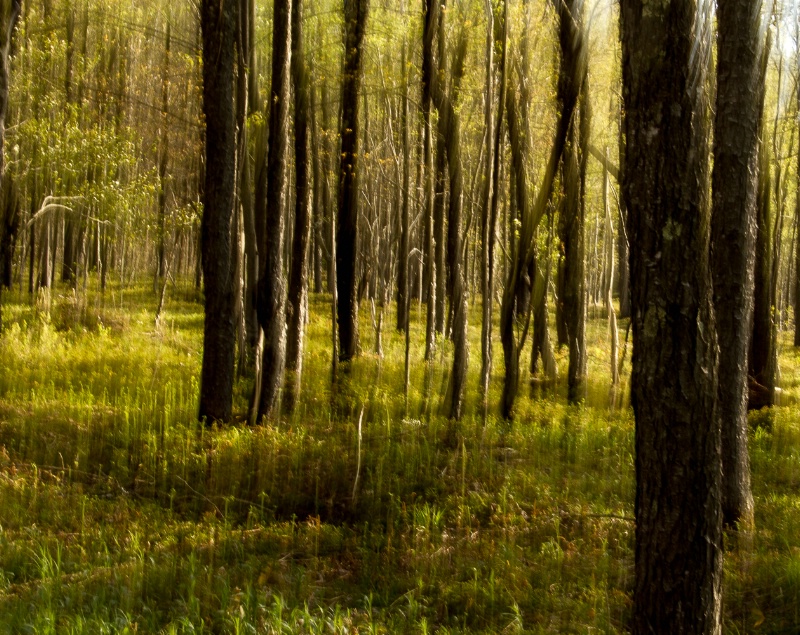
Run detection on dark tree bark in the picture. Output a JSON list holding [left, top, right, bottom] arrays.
[[422, 0, 436, 360], [311, 81, 323, 295], [431, 28, 469, 420], [711, 0, 763, 528], [285, 0, 311, 408], [556, 0, 588, 403], [238, 0, 259, 360], [751, 125, 773, 392], [336, 0, 369, 362], [616, 103, 631, 318], [480, 0, 506, 402], [255, 0, 292, 419], [156, 21, 171, 287], [199, 0, 239, 423], [499, 0, 578, 419], [620, 0, 722, 631], [396, 38, 411, 334]]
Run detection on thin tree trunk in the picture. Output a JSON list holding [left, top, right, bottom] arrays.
[[422, 0, 436, 360], [255, 0, 292, 419]]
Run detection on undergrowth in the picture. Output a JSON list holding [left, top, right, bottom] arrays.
[[0, 282, 796, 633]]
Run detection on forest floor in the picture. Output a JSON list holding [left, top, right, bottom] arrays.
[[0, 282, 798, 633]]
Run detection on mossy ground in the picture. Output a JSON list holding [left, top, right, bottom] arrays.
[[0, 282, 797, 633]]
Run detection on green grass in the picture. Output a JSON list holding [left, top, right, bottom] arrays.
[[0, 282, 796, 633]]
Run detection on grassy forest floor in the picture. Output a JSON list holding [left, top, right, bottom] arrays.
[[0, 281, 798, 633]]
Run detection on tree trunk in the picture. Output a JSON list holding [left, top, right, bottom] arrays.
[[199, 0, 238, 423], [750, 125, 773, 394], [711, 0, 763, 528], [336, 0, 369, 362], [422, 0, 436, 359], [499, 0, 576, 419], [284, 0, 311, 409], [620, 0, 722, 630], [556, 0, 588, 403], [480, 0, 506, 403], [396, 38, 411, 334], [255, 0, 292, 420], [431, 28, 469, 420], [156, 22, 171, 287]]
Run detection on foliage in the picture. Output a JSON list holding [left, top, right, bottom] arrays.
[[0, 284, 796, 633]]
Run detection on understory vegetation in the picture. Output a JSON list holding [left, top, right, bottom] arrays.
[[0, 282, 797, 633]]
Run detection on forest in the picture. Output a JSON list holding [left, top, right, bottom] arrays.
[[0, 0, 799, 632]]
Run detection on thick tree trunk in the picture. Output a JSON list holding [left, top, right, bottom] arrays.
[[199, 0, 238, 423], [620, 0, 722, 631], [711, 0, 762, 528], [255, 0, 292, 419], [336, 0, 369, 362], [284, 0, 311, 409]]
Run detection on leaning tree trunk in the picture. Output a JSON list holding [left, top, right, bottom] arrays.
[[711, 0, 763, 528], [621, 0, 722, 631], [284, 0, 311, 410], [199, 0, 238, 423], [255, 0, 292, 420], [499, 0, 578, 420], [336, 0, 369, 362]]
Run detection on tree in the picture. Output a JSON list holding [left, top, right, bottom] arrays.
[[556, 0, 588, 403], [422, 0, 436, 360], [0, 0, 20, 330], [284, 0, 311, 409], [336, 0, 369, 362], [479, 0, 506, 403], [711, 0, 763, 528], [199, 0, 239, 423], [255, 0, 292, 420], [620, 0, 722, 630]]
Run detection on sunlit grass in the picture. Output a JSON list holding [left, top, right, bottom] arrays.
[[0, 281, 795, 632]]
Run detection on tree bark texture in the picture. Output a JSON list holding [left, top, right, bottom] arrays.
[[431, 28, 469, 420], [621, 0, 722, 631], [711, 0, 762, 528], [285, 0, 311, 408], [422, 0, 436, 360], [256, 0, 291, 419], [336, 0, 369, 362], [557, 0, 588, 403], [199, 0, 238, 423], [396, 38, 411, 334]]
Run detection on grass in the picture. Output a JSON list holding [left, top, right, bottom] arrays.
[[0, 281, 796, 633]]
